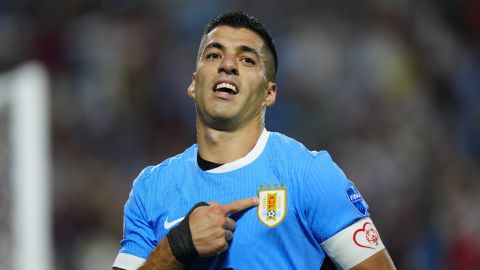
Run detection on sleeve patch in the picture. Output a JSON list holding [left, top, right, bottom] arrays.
[[321, 218, 385, 269], [346, 185, 369, 216]]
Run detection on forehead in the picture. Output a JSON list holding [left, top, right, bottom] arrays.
[[203, 26, 265, 52]]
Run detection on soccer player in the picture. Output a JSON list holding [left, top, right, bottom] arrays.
[[113, 11, 396, 270]]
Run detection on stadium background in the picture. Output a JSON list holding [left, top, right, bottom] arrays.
[[1, 0, 479, 269]]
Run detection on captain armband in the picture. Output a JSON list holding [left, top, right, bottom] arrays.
[[167, 202, 209, 264], [321, 217, 385, 269]]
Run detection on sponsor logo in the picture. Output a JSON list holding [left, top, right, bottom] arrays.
[[353, 221, 380, 249], [346, 186, 369, 216], [257, 184, 286, 228], [163, 216, 185, 230]]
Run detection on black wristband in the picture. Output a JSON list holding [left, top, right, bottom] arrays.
[[167, 202, 209, 264]]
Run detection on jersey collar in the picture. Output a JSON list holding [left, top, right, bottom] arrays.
[[205, 128, 270, 173]]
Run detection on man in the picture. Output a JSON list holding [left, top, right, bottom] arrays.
[[113, 11, 396, 270]]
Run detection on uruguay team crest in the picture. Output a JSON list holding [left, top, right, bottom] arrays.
[[257, 184, 286, 227]]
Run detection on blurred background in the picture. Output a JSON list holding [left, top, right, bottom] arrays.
[[0, 0, 479, 269]]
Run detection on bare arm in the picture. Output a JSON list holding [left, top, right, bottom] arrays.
[[138, 238, 183, 270], [350, 249, 396, 270]]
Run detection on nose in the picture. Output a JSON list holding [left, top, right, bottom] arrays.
[[218, 54, 238, 76]]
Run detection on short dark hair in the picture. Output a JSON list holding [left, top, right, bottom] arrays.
[[203, 11, 278, 80]]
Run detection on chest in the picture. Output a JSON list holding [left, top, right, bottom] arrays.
[[146, 165, 325, 268], [150, 166, 301, 241]]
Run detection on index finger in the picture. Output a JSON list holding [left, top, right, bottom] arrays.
[[220, 197, 259, 215]]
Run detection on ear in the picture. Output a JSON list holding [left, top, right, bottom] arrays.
[[264, 81, 277, 107], [187, 73, 196, 99]]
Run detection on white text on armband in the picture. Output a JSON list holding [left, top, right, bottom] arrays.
[[320, 217, 385, 269]]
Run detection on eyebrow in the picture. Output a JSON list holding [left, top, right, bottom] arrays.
[[204, 42, 261, 59], [205, 42, 224, 51], [239, 45, 261, 59]]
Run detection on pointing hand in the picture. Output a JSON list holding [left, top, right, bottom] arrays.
[[189, 197, 259, 256]]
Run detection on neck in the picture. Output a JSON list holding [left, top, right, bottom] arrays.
[[196, 118, 264, 164]]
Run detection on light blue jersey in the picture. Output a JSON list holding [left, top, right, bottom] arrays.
[[114, 130, 369, 269]]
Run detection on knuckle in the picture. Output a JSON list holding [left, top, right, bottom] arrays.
[[217, 239, 227, 250], [210, 205, 222, 214], [193, 206, 208, 216], [215, 228, 225, 238], [209, 201, 220, 207], [215, 217, 227, 227]]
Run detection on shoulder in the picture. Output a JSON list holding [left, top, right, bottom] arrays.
[[267, 132, 347, 186], [132, 144, 197, 188], [264, 131, 339, 180], [267, 131, 333, 163]]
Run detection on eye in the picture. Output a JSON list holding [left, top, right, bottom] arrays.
[[241, 57, 256, 66], [206, 53, 221, 60]]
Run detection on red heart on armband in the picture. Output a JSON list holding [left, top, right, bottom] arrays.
[[353, 222, 380, 249]]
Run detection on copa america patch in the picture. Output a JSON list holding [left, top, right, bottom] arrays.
[[257, 184, 286, 228], [346, 185, 369, 216]]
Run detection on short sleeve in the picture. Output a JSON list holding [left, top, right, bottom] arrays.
[[300, 151, 369, 243], [117, 168, 157, 260]]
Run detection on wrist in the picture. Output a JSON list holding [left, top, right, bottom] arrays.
[[166, 202, 209, 264]]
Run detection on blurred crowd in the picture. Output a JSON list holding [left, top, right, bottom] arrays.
[[0, 0, 479, 269]]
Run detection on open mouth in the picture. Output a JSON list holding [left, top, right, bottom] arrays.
[[213, 82, 238, 95]]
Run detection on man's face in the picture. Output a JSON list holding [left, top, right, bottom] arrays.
[[188, 26, 276, 130]]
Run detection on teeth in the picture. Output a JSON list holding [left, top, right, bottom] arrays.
[[216, 82, 236, 92]]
